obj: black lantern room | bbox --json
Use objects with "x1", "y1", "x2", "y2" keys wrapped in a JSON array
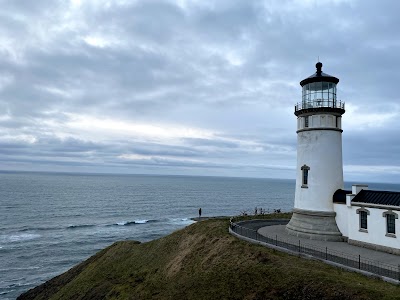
[{"x1": 295, "y1": 62, "x2": 345, "y2": 116}]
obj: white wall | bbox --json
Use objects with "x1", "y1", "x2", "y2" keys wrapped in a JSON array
[
  {"x1": 347, "y1": 206, "x2": 400, "y2": 250},
  {"x1": 294, "y1": 129, "x2": 344, "y2": 212},
  {"x1": 334, "y1": 203, "x2": 349, "y2": 237},
  {"x1": 297, "y1": 114, "x2": 342, "y2": 131}
]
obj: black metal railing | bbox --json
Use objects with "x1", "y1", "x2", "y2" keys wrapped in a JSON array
[
  {"x1": 295, "y1": 100, "x2": 345, "y2": 111},
  {"x1": 230, "y1": 219, "x2": 400, "y2": 281}
]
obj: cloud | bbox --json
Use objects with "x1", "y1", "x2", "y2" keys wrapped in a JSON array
[
  {"x1": 344, "y1": 103, "x2": 400, "y2": 130},
  {"x1": 0, "y1": 0, "x2": 400, "y2": 181}
]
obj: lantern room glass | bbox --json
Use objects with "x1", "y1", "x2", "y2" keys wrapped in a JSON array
[{"x1": 302, "y1": 82, "x2": 337, "y2": 109}]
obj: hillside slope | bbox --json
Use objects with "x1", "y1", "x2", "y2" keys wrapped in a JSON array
[{"x1": 18, "y1": 217, "x2": 400, "y2": 300}]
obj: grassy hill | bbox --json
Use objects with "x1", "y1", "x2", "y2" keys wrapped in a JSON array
[{"x1": 18, "y1": 215, "x2": 400, "y2": 300}]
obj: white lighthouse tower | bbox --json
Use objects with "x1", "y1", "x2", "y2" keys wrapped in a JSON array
[{"x1": 286, "y1": 62, "x2": 345, "y2": 241}]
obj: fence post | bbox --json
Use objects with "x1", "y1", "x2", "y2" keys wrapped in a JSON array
[
  {"x1": 298, "y1": 240, "x2": 301, "y2": 253},
  {"x1": 325, "y1": 247, "x2": 328, "y2": 260},
  {"x1": 358, "y1": 255, "x2": 361, "y2": 270},
  {"x1": 275, "y1": 235, "x2": 278, "y2": 246}
]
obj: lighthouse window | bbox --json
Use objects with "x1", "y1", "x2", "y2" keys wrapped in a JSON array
[
  {"x1": 356, "y1": 208, "x2": 370, "y2": 232},
  {"x1": 304, "y1": 116, "x2": 309, "y2": 128},
  {"x1": 322, "y1": 82, "x2": 329, "y2": 100},
  {"x1": 383, "y1": 211, "x2": 398, "y2": 237},
  {"x1": 328, "y1": 83, "x2": 336, "y2": 100},
  {"x1": 302, "y1": 82, "x2": 337, "y2": 108},
  {"x1": 303, "y1": 169, "x2": 308, "y2": 185},
  {"x1": 301, "y1": 165, "x2": 310, "y2": 188}
]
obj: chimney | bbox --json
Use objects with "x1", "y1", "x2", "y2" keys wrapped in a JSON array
[{"x1": 352, "y1": 184, "x2": 368, "y2": 195}]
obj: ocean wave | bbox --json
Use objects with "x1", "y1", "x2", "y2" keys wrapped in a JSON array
[
  {"x1": 7, "y1": 280, "x2": 39, "y2": 288},
  {"x1": 4, "y1": 277, "x2": 25, "y2": 283},
  {"x1": 115, "y1": 218, "x2": 195, "y2": 226},
  {"x1": 133, "y1": 220, "x2": 149, "y2": 224},
  {"x1": 0, "y1": 233, "x2": 41, "y2": 243},
  {"x1": 168, "y1": 218, "x2": 196, "y2": 225},
  {"x1": 67, "y1": 224, "x2": 96, "y2": 229},
  {"x1": 0, "y1": 266, "x2": 41, "y2": 272},
  {"x1": 114, "y1": 219, "x2": 158, "y2": 226},
  {"x1": 19, "y1": 226, "x2": 58, "y2": 232},
  {"x1": 0, "y1": 290, "x2": 14, "y2": 295}
]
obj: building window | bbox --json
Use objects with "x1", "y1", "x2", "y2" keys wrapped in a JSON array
[
  {"x1": 304, "y1": 116, "x2": 309, "y2": 128},
  {"x1": 360, "y1": 211, "x2": 368, "y2": 230},
  {"x1": 356, "y1": 208, "x2": 370, "y2": 232},
  {"x1": 301, "y1": 165, "x2": 310, "y2": 188},
  {"x1": 382, "y1": 211, "x2": 398, "y2": 237},
  {"x1": 387, "y1": 215, "x2": 395, "y2": 234}
]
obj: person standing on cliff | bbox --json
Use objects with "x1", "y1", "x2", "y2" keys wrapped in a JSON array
[{"x1": 199, "y1": 208, "x2": 202, "y2": 219}]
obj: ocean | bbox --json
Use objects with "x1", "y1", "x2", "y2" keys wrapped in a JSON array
[{"x1": 1, "y1": 172, "x2": 399, "y2": 299}]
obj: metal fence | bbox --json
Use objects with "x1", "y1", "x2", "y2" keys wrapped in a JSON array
[
  {"x1": 230, "y1": 220, "x2": 400, "y2": 281},
  {"x1": 295, "y1": 100, "x2": 345, "y2": 111}
]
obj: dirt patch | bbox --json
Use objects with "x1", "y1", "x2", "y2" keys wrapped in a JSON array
[
  {"x1": 200, "y1": 236, "x2": 234, "y2": 268},
  {"x1": 165, "y1": 233, "x2": 206, "y2": 278}
]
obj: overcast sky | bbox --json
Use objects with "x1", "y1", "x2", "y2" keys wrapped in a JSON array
[{"x1": 1, "y1": 0, "x2": 400, "y2": 182}]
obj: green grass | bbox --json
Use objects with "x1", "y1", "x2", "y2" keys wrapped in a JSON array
[{"x1": 19, "y1": 215, "x2": 400, "y2": 300}]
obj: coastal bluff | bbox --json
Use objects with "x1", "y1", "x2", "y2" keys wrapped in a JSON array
[{"x1": 18, "y1": 217, "x2": 400, "y2": 300}]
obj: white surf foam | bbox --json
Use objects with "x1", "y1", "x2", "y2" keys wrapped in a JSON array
[
  {"x1": 134, "y1": 220, "x2": 148, "y2": 224},
  {"x1": 0, "y1": 233, "x2": 41, "y2": 243},
  {"x1": 168, "y1": 218, "x2": 196, "y2": 225}
]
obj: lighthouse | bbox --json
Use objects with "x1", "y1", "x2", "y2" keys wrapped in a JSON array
[{"x1": 286, "y1": 62, "x2": 345, "y2": 241}]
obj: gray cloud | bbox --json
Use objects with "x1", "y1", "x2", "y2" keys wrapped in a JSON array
[{"x1": 0, "y1": 0, "x2": 400, "y2": 182}]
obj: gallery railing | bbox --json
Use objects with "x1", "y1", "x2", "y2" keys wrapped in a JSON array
[
  {"x1": 295, "y1": 100, "x2": 345, "y2": 111},
  {"x1": 229, "y1": 219, "x2": 400, "y2": 281}
]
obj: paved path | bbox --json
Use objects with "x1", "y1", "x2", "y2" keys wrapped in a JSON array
[
  {"x1": 236, "y1": 219, "x2": 289, "y2": 230},
  {"x1": 254, "y1": 222, "x2": 400, "y2": 265}
]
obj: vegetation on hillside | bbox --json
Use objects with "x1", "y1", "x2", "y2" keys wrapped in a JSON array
[{"x1": 19, "y1": 215, "x2": 400, "y2": 300}]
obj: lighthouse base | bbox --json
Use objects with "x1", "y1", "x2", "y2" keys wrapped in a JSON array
[{"x1": 286, "y1": 208, "x2": 344, "y2": 242}]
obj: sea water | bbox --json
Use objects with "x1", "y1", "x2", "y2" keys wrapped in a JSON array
[{"x1": 1, "y1": 172, "x2": 399, "y2": 299}]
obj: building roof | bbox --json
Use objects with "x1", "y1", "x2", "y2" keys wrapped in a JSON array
[
  {"x1": 300, "y1": 62, "x2": 339, "y2": 86},
  {"x1": 352, "y1": 190, "x2": 400, "y2": 207},
  {"x1": 333, "y1": 189, "x2": 351, "y2": 204}
]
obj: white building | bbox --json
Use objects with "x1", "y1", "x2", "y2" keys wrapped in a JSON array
[
  {"x1": 286, "y1": 62, "x2": 400, "y2": 254},
  {"x1": 334, "y1": 185, "x2": 400, "y2": 255}
]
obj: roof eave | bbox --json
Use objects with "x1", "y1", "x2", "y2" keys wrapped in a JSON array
[
  {"x1": 300, "y1": 76, "x2": 339, "y2": 87},
  {"x1": 351, "y1": 202, "x2": 400, "y2": 210}
]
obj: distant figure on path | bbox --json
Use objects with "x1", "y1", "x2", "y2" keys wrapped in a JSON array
[{"x1": 199, "y1": 208, "x2": 202, "y2": 218}]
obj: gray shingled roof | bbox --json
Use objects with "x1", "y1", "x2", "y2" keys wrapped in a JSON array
[{"x1": 352, "y1": 190, "x2": 400, "y2": 207}]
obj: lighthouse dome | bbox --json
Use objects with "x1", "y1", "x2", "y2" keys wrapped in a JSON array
[{"x1": 300, "y1": 62, "x2": 339, "y2": 86}]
